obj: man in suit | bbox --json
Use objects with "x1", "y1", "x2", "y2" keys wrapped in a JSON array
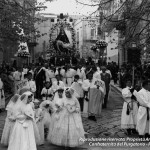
[{"x1": 100, "y1": 66, "x2": 111, "y2": 108}]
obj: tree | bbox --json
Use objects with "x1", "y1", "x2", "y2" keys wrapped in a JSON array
[
  {"x1": 0, "y1": 0, "x2": 55, "y2": 42},
  {"x1": 75, "y1": 0, "x2": 150, "y2": 47}
]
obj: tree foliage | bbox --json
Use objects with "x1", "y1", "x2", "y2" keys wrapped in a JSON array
[
  {"x1": 0, "y1": 0, "x2": 55, "y2": 42},
  {"x1": 76, "y1": 0, "x2": 150, "y2": 48}
]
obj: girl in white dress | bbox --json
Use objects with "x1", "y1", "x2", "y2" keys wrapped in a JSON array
[
  {"x1": 48, "y1": 87, "x2": 85, "y2": 147},
  {"x1": 47, "y1": 88, "x2": 65, "y2": 143},
  {"x1": 41, "y1": 81, "x2": 54, "y2": 101},
  {"x1": 8, "y1": 92, "x2": 37, "y2": 150},
  {"x1": 1, "y1": 94, "x2": 20, "y2": 146},
  {"x1": 34, "y1": 99, "x2": 44, "y2": 145}
]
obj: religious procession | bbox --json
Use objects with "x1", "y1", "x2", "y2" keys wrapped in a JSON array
[
  {"x1": 1, "y1": 0, "x2": 150, "y2": 150},
  {"x1": 1, "y1": 58, "x2": 150, "y2": 150}
]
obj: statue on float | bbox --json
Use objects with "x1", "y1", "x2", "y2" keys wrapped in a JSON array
[{"x1": 53, "y1": 27, "x2": 72, "y2": 55}]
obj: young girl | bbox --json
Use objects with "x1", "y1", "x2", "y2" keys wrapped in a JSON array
[
  {"x1": 41, "y1": 81, "x2": 53, "y2": 101},
  {"x1": 48, "y1": 87, "x2": 85, "y2": 147},
  {"x1": 47, "y1": 88, "x2": 65, "y2": 143},
  {"x1": 8, "y1": 92, "x2": 37, "y2": 150},
  {"x1": 1, "y1": 94, "x2": 20, "y2": 146},
  {"x1": 40, "y1": 100, "x2": 53, "y2": 139},
  {"x1": 34, "y1": 99, "x2": 44, "y2": 145}
]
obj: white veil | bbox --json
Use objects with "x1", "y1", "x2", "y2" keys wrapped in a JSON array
[
  {"x1": 13, "y1": 91, "x2": 33, "y2": 117},
  {"x1": 6, "y1": 94, "x2": 20, "y2": 111}
]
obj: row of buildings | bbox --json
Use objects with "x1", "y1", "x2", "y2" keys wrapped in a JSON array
[{"x1": 1, "y1": 0, "x2": 149, "y2": 67}]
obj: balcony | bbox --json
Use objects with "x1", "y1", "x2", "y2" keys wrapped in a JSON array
[{"x1": 85, "y1": 36, "x2": 98, "y2": 43}]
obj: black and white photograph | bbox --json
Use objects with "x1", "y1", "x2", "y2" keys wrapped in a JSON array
[{"x1": 0, "y1": 0, "x2": 150, "y2": 150}]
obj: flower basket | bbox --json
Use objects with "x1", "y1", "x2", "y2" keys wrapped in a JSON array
[
  {"x1": 91, "y1": 45, "x2": 97, "y2": 52},
  {"x1": 17, "y1": 51, "x2": 30, "y2": 58},
  {"x1": 96, "y1": 40, "x2": 107, "y2": 48}
]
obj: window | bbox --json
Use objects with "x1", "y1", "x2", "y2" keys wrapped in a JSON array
[{"x1": 91, "y1": 29, "x2": 95, "y2": 37}]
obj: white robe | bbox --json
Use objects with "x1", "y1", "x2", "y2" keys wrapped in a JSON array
[
  {"x1": 136, "y1": 88, "x2": 150, "y2": 135},
  {"x1": 76, "y1": 69, "x2": 86, "y2": 82},
  {"x1": 64, "y1": 69, "x2": 74, "y2": 87},
  {"x1": 52, "y1": 81, "x2": 65, "y2": 92},
  {"x1": 47, "y1": 69, "x2": 56, "y2": 83},
  {"x1": 71, "y1": 81, "x2": 84, "y2": 98},
  {"x1": 93, "y1": 71, "x2": 101, "y2": 80},
  {"x1": 121, "y1": 87, "x2": 138, "y2": 129},
  {"x1": 41, "y1": 87, "x2": 53, "y2": 101},
  {"x1": 25, "y1": 80, "x2": 36, "y2": 93}
]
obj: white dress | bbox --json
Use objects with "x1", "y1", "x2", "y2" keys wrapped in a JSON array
[
  {"x1": 48, "y1": 95, "x2": 85, "y2": 147},
  {"x1": 47, "y1": 94, "x2": 65, "y2": 143},
  {"x1": 40, "y1": 100, "x2": 53, "y2": 129},
  {"x1": 1, "y1": 94, "x2": 20, "y2": 146},
  {"x1": 1, "y1": 109, "x2": 15, "y2": 146},
  {"x1": 8, "y1": 103, "x2": 37, "y2": 150},
  {"x1": 35, "y1": 108, "x2": 44, "y2": 144}
]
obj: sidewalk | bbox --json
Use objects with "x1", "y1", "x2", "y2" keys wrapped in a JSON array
[{"x1": 110, "y1": 81, "x2": 122, "y2": 93}]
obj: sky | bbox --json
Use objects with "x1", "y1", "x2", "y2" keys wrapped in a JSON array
[{"x1": 38, "y1": 0, "x2": 98, "y2": 16}]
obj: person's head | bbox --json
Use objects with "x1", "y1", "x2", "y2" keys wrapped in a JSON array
[
  {"x1": 20, "y1": 92, "x2": 33, "y2": 104},
  {"x1": 65, "y1": 88, "x2": 74, "y2": 99},
  {"x1": 126, "y1": 79, "x2": 132, "y2": 88},
  {"x1": 74, "y1": 75, "x2": 79, "y2": 82},
  {"x1": 92, "y1": 66, "x2": 97, "y2": 72},
  {"x1": 121, "y1": 68, "x2": 124, "y2": 72},
  {"x1": 27, "y1": 72, "x2": 32, "y2": 80},
  {"x1": 56, "y1": 74, "x2": 62, "y2": 81},
  {"x1": 45, "y1": 81, "x2": 51, "y2": 89},
  {"x1": 24, "y1": 74, "x2": 28, "y2": 79},
  {"x1": 88, "y1": 73, "x2": 93, "y2": 81},
  {"x1": 57, "y1": 88, "x2": 64, "y2": 98},
  {"x1": 101, "y1": 66, "x2": 106, "y2": 73},
  {"x1": 142, "y1": 80, "x2": 150, "y2": 90},
  {"x1": 34, "y1": 99, "x2": 40, "y2": 109}
]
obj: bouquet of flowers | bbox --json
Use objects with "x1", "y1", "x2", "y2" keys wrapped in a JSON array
[
  {"x1": 66, "y1": 104, "x2": 76, "y2": 113},
  {"x1": 94, "y1": 80, "x2": 103, "y2": 88},
  {"x1": 96, "y1": 40, "x2": 107, "y2": 48}
]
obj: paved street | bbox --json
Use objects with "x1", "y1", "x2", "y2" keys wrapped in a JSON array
[{"x1": 0, "y1": 85, "x2": 150, "y2": 150}]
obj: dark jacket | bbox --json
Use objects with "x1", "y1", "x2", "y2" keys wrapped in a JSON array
[{"x1": 100, "y1": 73, "x2": 111, "y2": 91}]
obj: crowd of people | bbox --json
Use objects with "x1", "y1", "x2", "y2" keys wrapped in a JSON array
[{"x1": 0, "y1": 58, "x2": 150, "y2": 149}]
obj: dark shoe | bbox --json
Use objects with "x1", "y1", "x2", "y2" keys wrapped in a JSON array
[
  {"x1": 102, "y1": 105, "x2": 106, "y2": 109},
  {"x1": 139, "y1": 135, "x2": 144, "y2": 138},
  {"x1": 88, "y1": 116, "x2": 93, "y2": 120},
  {"x1": 92, "y1": 116, "x2": 97, "y2": 122},
  {"x1": 127, "y1": 129, "x2": 131, "y2": 135},
  {"x1": 132, "y1": 129, "x2": 138, "y2": 134},
  {"x1": 145, "y1": 133, "x2": 150, "y2": 139}
]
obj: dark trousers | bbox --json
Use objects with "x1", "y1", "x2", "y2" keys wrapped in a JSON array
[
  {"x1": 78, "y1": 97, "x2": 84, "y2": 112},
  {"x1": 103, "y1": 89, "x2": 109, "y2": 108}
]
